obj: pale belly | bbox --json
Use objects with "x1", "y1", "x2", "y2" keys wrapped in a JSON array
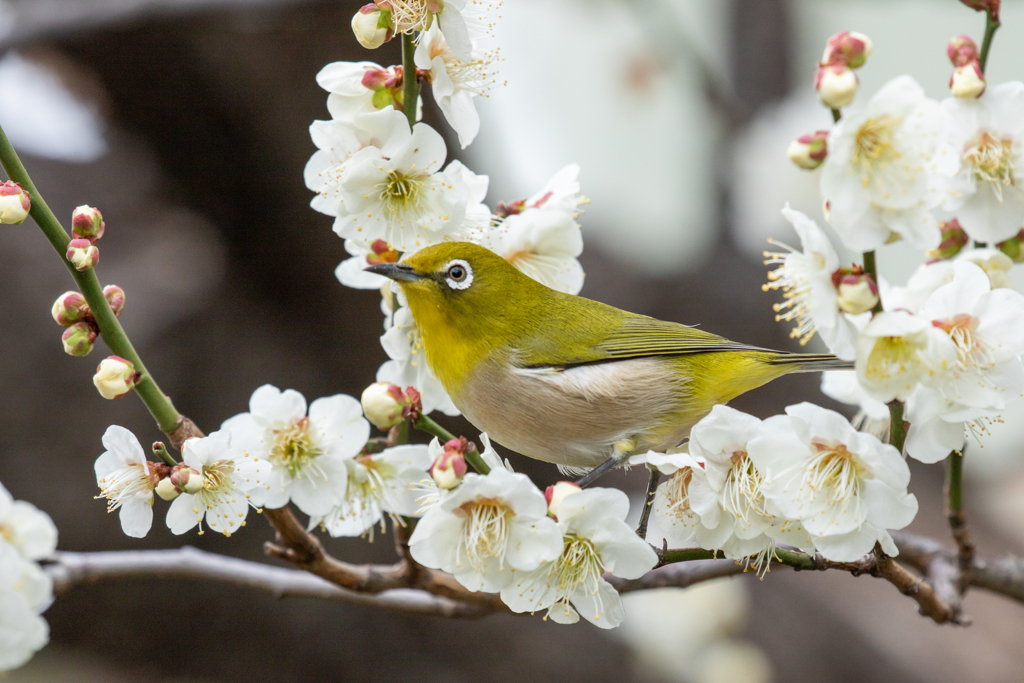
[{"x1": 453, "y1": 357, "x2": 697, "y2": 472}]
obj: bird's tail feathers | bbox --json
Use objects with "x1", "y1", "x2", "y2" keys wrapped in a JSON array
[{"x1": 769, "y1": 353, "x2": 854, "y2": 372}]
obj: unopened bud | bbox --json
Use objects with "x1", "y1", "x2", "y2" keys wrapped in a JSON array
[
  {"x1": 71, "y1": 205, "x2": 105, "y2": 242},
  {"x1": 832, "y1": 269, "x2": 879, "y2": 315},
  {"x1": 947, "y1": 35, "x2": 979, "y2": 66},
  {"x1": 93, "y1": 355, "x2": 138, "y2": 399},
  {"x1": 927, "y1": 219, "x2": 970, "y2": 261},
  {"x1": 816, "y1": 65, "x2": 858, "y2": 109},
  {"x1": 155, "y1": 477, "x2": 180, "y2": 501},
  {"x1": 66, "y1": 239, "x2": 99, "y2": 271},
  {"x1": 996, "y1": 228, "x2": 1024, "y2": 263},
  {"x1": 361, "y1": 382, "x2": 409, "y2": 429},
  {"x1": 170, "y1": 464, "x2": 204, "y2": 495},
  {"x1": 960, "y1": 0, "x2": 1000, "y2": 24},
  {"x1": 0, "y1": 181, "x2": 30, "y2": 224},
  {"x1": 103, "y1": 284, "x2": 126, "y2": 317},
  {"x1": 545, "y1": 481, "x2": 582, "y2": 520},
  {"x1": 352, "y1": 4, "x2": 393, "y2": 49},
  {"x1": 951, "y1": 63, "x2": 986, "y2": 99},
  {"x1": 787, "y1": 130, "x2": 829, "y2": 170},
  {"x1": 823, "y1": 31, "x2": 873, "y2": 69},
  {"x1": 61, "y1": 322, "x2": 97, "y2": 357},
  {"x1": 495, "y1": 199, "x2": 526, "y2": 218},
  {"x1": 366, "y1": 239, "x2": 399, "y2": 265},
  {"x1": 430, "y1": 438, "x2": 469, "y2": 490},
  {"x1": 51, "y1": 290, "x2": 90, "y2": 326},
  {"x1": 402, "y1": 386, "x2": 423, "y2": 422}
]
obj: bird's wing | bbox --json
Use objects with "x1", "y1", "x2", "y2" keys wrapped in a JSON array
[{"x1": 516, "y1": 305, "x2": 766, "y2": 369}]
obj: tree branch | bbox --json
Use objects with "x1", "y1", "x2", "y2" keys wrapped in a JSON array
[{"x1": 44, "y1": 548, "x2": 487, "y2": 618}]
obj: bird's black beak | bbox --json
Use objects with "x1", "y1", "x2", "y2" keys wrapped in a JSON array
[{"x1": 365, "y1": 262, "x2": 427, "y2": 282}]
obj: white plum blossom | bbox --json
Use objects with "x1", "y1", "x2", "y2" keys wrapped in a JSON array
[
  {"x1": 0, "y1": 544, "x2": 51, "y2": 673},
  {"x1": 763, "y1": 205, "x2": 859, "y2": 360},
  {"x1": 820, "y1": 370, "x2": 890, "y2": 422},
  {"x1": 166, "y1": 431, "x2": 271, "y2": 536},
  {"x1": 415, "y1": 23, "x2": 500, "y2": 148},
  {"x1": 643, "y1": 450, "x2": 707, "y2": 545},
  {"x1": 0, "y1": 482, "x2": 56, "y2": 561},
  {"x1": 938, "y1": 82, "x2": 1024, "y2": 243},
  {"x1": 221, "y1": 386, "x2": 370, "y2": 517},
  {"x1": 855, "y1": 309, "x2": 954, "y2": 402},
  {"x1": 94, "y1": 425, "x2": 159, "y2": 538},
  {"x1": 310, "y1": 444, "x2": 433, "y2": 538},
  {"x1": 335, "y1": 121, "x2": 471, "y2": 252},
  {"x1": 821, "y1": 76, "x2": 948, "y2": 251},
  {"x1": 500, "y1": 487, "x2": 657, "y2": 628},
  {"x1": 748, "y1": 403, "x2": 918, "y2": 562},
  {"x1": 379, "y1": 306, "x2": 460, "y2": 415},
  {"x1": 904, "y1": 261, "x2": 1024, "y2": 462},
  {"x1": 409, "y1": 467, "x2": 563, "y2": 592}
]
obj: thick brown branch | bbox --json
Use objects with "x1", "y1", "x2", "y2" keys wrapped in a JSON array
[{"x1": 44, "y1": 548, "x2": 484, "y2": 618}]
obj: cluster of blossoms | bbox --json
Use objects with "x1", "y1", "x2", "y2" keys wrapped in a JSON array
[
  {"x1": 0, "y1": 481, "x2": 56, "y2": 672},
  {"x1": 641, "y1": 403, "x2": 917, "y2": 565},
  {"x1": 304, "y1": 3, "x2": 585, "y2": 417},
  {"x1": 773, "y1": 27, "x2": 1024, "y2": 464}
]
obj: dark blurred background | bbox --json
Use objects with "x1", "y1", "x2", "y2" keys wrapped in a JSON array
[{"x1": 2, "y1": 0, "x2": 1024, "y2": 681}]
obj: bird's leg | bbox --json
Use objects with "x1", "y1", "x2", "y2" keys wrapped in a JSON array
[
  {"x1": 575, "y1": 438, "x2": 636, "y2": 488},
  {"x1": 635, "y1": 466, "x2": 661, "y2": 539}
]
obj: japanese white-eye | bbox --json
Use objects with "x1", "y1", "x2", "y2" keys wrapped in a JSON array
[{"x1": 368, "y1": 242, "x2": 853, "y2": 477}]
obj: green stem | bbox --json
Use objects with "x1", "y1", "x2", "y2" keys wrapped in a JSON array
[
  {"x1": 401, "y1": 32, "x2": 419, "y2": 130},
  {"x1": 887, "y1": 400, "x2": 906, "y2": 454},
  {"x1": 395, "y1": 419, "x2": 410, "y2": 446},
  {"x1": 414, "y1": 414, "x2": 491, "y2": 475},
  {"x1": 658, "y1": 546, "x2": 816, "y2": 571},
  {"x1": 979, "y1": 13, "x2": 999, "y2": 74},
  {"x1": 947, "y1": 449, "x2": 964, "y2": 516},
  {"x1": 830, "y1": 108, "x2": 841, "y2": 124},
  {"x1": 862, "y1": 250, "x2": 883, "y2": 314},
  {"x1": 0, "y1": 123, "x2": 181, "y2": 435}
]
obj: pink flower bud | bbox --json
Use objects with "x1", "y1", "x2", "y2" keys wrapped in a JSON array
[
  {"x1": 71, "y1": 205, "x2": 105, "y2": 242},
  {"x1": 93, "y1": 355, "x2": 138, "y2": 399},
  {"x1": 495, "y1": 199, "x2": 526, "y2": 217},
  {"x1": 947, "y1": 35, "x2": 980, "y2": 66},
  {"x1": 430, "y1": 438, "x2": 469, "y2": 490},
  {"x1": 0, "y1": 180, "x2": 31, "y2": 224},
  {"x1": 926, "y1": 219, "x2": 970, "y2": 261},
  {"x1": 66, "y1": 238, "x2": 99, "y2": 271},
  {"x1": 950, "y1": 62, "x2": 986, "y2": 99},
  {"x1": 361, "y1": 67, "x2": 392, "y2": 91},
  {"x1": 103, "y1": 284, "x2": 126, "y2": 317},
  {"x1": 352, "y1": 4, "x2": 393, "y2": 50},
  {"x1": 960, "y1": 0, "x2": 1000, "y2": 24},
  {"x1": 997, "y1": 228, "x2": 1024, "y2": 263},
  {"x1": 822, "y1": 31, "x2": 873, "y2": 69},
  {"x1": 361, "y1": 381, "x2": 410, "y2": 429},
  {"x1": 170, "y1": 464, "x2": 204, "y2": 495},
  {"x1": 402, "y1": 386, "x2": 423, "y2": 422},
  {"x1": 544, "y1": 481, "x2": 582, "y2": 520},
  {"x1": 831, "y1": 268, "x2": 879, "y2": 315},
  {"x1": 51, "y1": 290, "x2": 90, "y2": 326},
  {"x1": 816, "y1": 64, "x2": 858, "y2": 109},
  {"x1": 366, "y1": 239, "x2": 400, "y2": 265},
  {"x1": 787, "y1": 130, "x2": 829, "y2": 170},
  {"x1": 61, "y1": 322, "x2": 98, "y2": 357}
]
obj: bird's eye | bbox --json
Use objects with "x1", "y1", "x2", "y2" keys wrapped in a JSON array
[{"x1": 444, "y1": 259, "x2": 473, "y2": 290}]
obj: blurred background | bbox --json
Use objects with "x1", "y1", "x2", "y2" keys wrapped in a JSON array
[{"x1": 1, "y1": 0, "x2": 1024, "y2": 681}]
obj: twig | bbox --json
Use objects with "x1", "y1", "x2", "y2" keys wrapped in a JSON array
[
  {"x1": 44, "y1": 548, "x2": 485, "y2": 618},
  {"x1": 945, "y1": 449, "x2": 974, "y2": 596},
  {"x1": 635, "y1": 467, "x2": 660, "y2": 539}
]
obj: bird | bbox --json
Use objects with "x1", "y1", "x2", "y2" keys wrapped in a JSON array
[{"x1": 367, "y1": 242, "x2": 853, "y2": 485}]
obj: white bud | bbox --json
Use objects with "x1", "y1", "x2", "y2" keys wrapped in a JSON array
[
  {"x1": 93, "y1": 356, "x2": 137, "y2": 399},
  {"x1": 951, "y1": 64, "x2": 986, "y2": 99},
  {"x1": 351, "y1": 6, "x2": 390, "y2": 49},
  {"x1": 0, "y1": 181, "x2": 30, "y2": 224},
  {"x1": 817, "y1": 65, "x2": 858, "y2": 109},
  {"x1": 361, "y1": 382, "x2": 407, "y2": 430},
  {"x1": 544, "y1": 481, "x2": 582, "y2": 520},
  {"x1": 836, "y1": 278, "x2": 879, "y2": 315},
  {"x1": 155, "y1": 477, "x2": 180, "y2": 501}
]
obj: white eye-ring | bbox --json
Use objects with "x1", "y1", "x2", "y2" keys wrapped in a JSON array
[{"x1": 444, "y1": 259, "x2": 473, "y2": 290}]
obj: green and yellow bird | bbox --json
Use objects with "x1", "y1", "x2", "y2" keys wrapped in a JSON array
[{"x1": 368, "y1": 242, "x2": 852, "y2": 482}]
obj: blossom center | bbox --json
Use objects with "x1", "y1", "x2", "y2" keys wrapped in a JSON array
[
  {"x1": 805, "y1": 439, "x2": 866, "y2": 505},
  {"x1": 458, "y1": 498, "x2": 512, "y2": 571},
  {"x1": 202, "y1": 460, "x2": 236, "y2": 494},
  {"x1": 379, "y1": 170, "x2": 426, "y2": 216},
  {"x1": 865, "y1": 335, "x2": 921, "y2": 382},
  {"x1": 964, "y1": 131, "x2": 1015, "y2": 197},
  {"x1": 763, "y1": 244, "x2": 826, "y2": 346},
  {"x1": 722, "y1": 451, "x2": 768, "y2": 524},
  {"x1": 933, "y1": 314, "x2": 994, "y2": 379},
  {"x1": 96, "y1": 462, "x2": 154, "y2": 512},
  {"x1": 269, "y1": 417, "x2": 322, "y2": 478},
  {"x1": 852, "y1": 115, "x2": 902, "y2": 185},
  {"x1": 547, "y1": 535, "x2": 605, "y2": 616},
  {"x1": 385, "y1": 0, "x2": 435, "y2": 33},
  {"x1": 0, "y1": 521, "x2": 13, "y2": 542}
]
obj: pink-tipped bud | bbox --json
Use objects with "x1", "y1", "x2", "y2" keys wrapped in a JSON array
[
  {"x1": 402, "y1": 386, "x2": 423, "y2": 422},
  {"x1": 545, "y1": 481, "x2": 582, "y2": 520},
  {"x1": 831, "y1": 267, "x2": 879, "y2": 315},
  {"x1": 787, "y1": 130, "x2": 829, "y2": 170},
  {"x1": 822, "y1": 31, "x2": 873, "y2": 69},
  {"x1": 71, "y1": 205, "x2": 105, "y2": 242},
  {"x1": 361, "y1": 381, "x2": 410, "y2": 429},
  {"x1": 51, "y1": 290, "x2": 90, "y2": 326},
  {"x1": 352, "y1": 4, "x2": 393, "y2": 50},
  {"x1": 170, "y1": 464, "x2": 204, "y2": 495},
  {"x1": 495, "y1": 199, "x2": 526, "y2": 218},
  {"x1": 0, "y1": 181, "x2": 31, "y2": 224},
  {"x1": 947, "y1": 35, "x2": 980, "y2": 66},
  {"x1": 816, "y1": 64, "x2": 858, "y2": 109},
  {"x1": 93, "y1": 355, "x2": 138, "y2": 399},
  {"x1": 997, "y1": 228, "x2": 1024, "y2": 263},
  {"x1": 927, "y1": 219, "x2": 970, "y2": 261},
  {"x1": 950, "y1": 62, "x2": 986, "y2": 99},
  {"x1": 960, "y1": 0, "x2": 1000, "y2": 24},
  {"x1": 61, "y1": 322, "x2": 98, "y2": 357},
  {"x1": 103, "y1": 284, "x2": 126, "y2": 317},
  {"x1": 361, "y1": 66, "x2": 392, "y2": 91},
  {"x1": 366, "y1": 239, "x2": 399, "y2": 265},
  {"x1": 155, "y1": 477, "x2": 180, "y2": 501},
  {"x1": 66, "y1": 239, "x2": 99, "y2": 272},
  {"x1": 430, "y1": 437, "x2": 470, "y2": 490}
]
